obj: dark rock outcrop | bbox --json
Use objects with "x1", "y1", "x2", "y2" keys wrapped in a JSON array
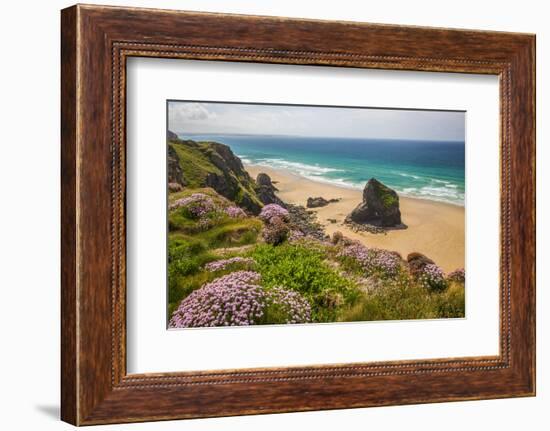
[
  {"x1": 167, "y1": 130, "x2": 179, "y2": 141},
  {"x1": 254, "y1": 173, "x2": 286, "y2": 207},
  {"x1": 286, "y1": 204, "x2": 326, "y2": 241},
  {"x1": 203, "y1": 145, "x2": 263, "y2": 214},
  {"x1": 205, "y1": 143, "x2": 248, "y2": 177},
  {"x1": 167, "y1": 145, "x2": 186, "y2": 187},
  {"x1": 407, "y1": 252, "x2": 435, "y2": 277},
  {"x1": 347, "y1": 178, "x2": 402, "y2": 227},
  {"x1": 168, "y1": 182, "x2": 183, "y2": 192},
  {"x1": 256, "y1": 173, "x2": 278, "y2": 190}
]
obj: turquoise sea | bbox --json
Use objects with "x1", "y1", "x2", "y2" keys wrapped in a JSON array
[{"x1": 179, "y1": 134, "x2": 465, "y2": 206}]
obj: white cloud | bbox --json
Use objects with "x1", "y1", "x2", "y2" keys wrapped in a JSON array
[
  {"x1": 168, "y1": 102, "x2": 217, "y2": 129},
  {"x1": 168, "y1": 101, "x2": 465, "y2": 142}
]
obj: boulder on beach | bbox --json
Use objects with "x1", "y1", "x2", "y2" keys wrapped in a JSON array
[
  {"x1": 307, "y1": 196, "x2": 329, "y2": 208},
  {"x1": 347, "y1": 178, "x2": 402, "y2": 227},
  {"x1": 306, "y1": 196, "x2": 341, "y2": 208}
]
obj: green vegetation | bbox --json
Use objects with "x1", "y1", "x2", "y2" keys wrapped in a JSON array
[
  {"x1": 169, "y1": 140, "x2": 222, "y2": 188},
  {"x1": 168, "y1": 139, "x2": 262, "y2": 212},
  {"x1": 167, "y1": 187, "x2": 465, "y2": 325},
  {"x1": 373, "y1": 180, "x2": 398, "y2": 208},
  {"x1": 248, "y1": 243, "x2": 358, "y2": 321},
  {"x1": 167, "y1": 188, "x2": 262, "y2": 316},
  {"x1": 165, "y1": 141, "x2": 464, "y2": 327},
  {"x1": 339, "y1": 274, "x2": 465, "y2": 322}
]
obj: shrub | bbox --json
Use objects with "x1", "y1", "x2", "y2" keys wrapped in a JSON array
[
  {"x1": 447, "y1": 268, "x2": 465, "y2": 283},
  {"x1": 259, "y1": 203, "x2": 289, "y2": 223},
  {"x1": 169, "y1": 271, "x2": 264, "y2": 327},
  {"x1": 249, "y1": 243, "x2": 356, "y2": 321},
  {"x1": 419, "y1": 263, "x2": 448, "y2": 291},
  {"x1": 262, "y1": 216, "x2": 289, "y2": 245},
  {"x1": 168, "y1": 238, "x2": 207, "y2": 261},
  {"x1": 200, "y1": 219, "x2": 262, "y2": 248},
  {"x1": 338, "y1": 243, "x2": 401, "y2": 278},
  {"x1": 167, "y1": 239, "x2": 213, "y2": 277},
  {"x1": 169, "y1": 193, "x2": 216, "y2": 218},
  {"x1": 434, "y1": 283, "x2": 465, "y2": 317},
  {"x1": 168, "y1": 271, "x2": 311, "y2": 328},
  {"x1": 407, "y1": 252, "x2": 435, "y2": 277},
  {"x1": 204, "y1": 257, "x2": 255, "y2": 272},
  {"x1": 262, "y1": 286, "x2": 312, "y2": 324}
]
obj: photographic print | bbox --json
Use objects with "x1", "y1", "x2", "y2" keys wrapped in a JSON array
[{"x1": 167, "y1": 101, "x2": 466, "y2": 329}]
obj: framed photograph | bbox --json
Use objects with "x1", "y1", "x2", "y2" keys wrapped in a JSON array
[{"x1": 61, "y1": 4, "x2": 535, "y2": 425}]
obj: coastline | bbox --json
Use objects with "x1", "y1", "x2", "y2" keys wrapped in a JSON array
[{"x1": 245, "y1": 163, "x2": 465, "y2": 273}]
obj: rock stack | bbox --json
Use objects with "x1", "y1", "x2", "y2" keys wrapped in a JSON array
[
  {"x1": 255, "y1": 173, "x2": 286, "y2": 207},
  {"x1": 347, "y1": 178, "x2": 403, "y2": 228}
]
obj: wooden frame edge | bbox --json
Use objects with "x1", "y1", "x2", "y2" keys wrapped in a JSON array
[
  {"x1": 60, "y1": 4, "x2": 535, "y2": 425},
  {"x1": 61, "y1": 4, "x2": 79, "y2": 425}
]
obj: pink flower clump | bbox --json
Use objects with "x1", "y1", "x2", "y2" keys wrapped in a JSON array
[
  {"x1": 419, "y1": 263, "x2": 447, "y2": 291},
  {"x1": 259, "y1": 204, "x2": 289, "y2": 223},
  {"x1": 169, "y1": 193, "x2": 216, "y2": 218},
  {"x1": 204, "y1": 257, "x2": 255, "y2": 272},
  {"x1": 338, "y1": 243, "x2": 401, "y2": 277},
  {"x1": 447, "y1": 268, "x2": 465, "y2": 283},
  {"x1": 169, "y1": 271, "x2": 311, "y2": 328},
  {"x1": 288, "y1": 230, "x2": 305, "y2": 242},
  {"x1": 225, "y1": 206, "x2": 247, "y2": 218},
  {"x1": 266, "y1": 286, "x2": 312, "y2": 324}
]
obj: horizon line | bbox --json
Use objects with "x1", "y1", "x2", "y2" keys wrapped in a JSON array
[{"x1": 172, "y1": 131, "x2": 465, "y2": 143}]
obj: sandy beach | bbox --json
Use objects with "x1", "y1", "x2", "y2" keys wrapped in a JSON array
[{"x1": 245, "y1": 164, "x2": 465, "y2": 273}]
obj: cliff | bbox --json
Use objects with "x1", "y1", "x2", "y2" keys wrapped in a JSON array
[{"x1": 167, "y1": 134, "x2": 263, "y2": 214}]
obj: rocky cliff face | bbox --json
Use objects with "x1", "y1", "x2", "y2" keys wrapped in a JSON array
[
  {"x1": 347, "y1": 178, "x2": 402, "y2": 227},
  {"x1": 167, "y1": 145, "x2": 185, "y2": 186},
  {"x1": 167, "y1": 134, "x2": 263, "y2": 214}
]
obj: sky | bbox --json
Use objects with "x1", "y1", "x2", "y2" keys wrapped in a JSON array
[{"x1": 168, "y1": 101, "x2": 465, "y2": 142}]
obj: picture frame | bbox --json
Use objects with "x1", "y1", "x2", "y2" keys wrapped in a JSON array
[{"x1": 60, "y1": 4, "x2": 535, "y2": 425}]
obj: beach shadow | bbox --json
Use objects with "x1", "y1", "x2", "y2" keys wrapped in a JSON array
[{"x1": 35, "y1": 404, "x2": 59, "y2": 420}]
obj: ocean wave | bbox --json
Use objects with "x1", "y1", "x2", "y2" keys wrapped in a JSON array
[
  {"x1": 397, "y1": 172, "x2": 421, "y2": 180},
  {"x1": 396, "y1": 185, "x2": 464, "y2": 206},
  {"x1": 241, "y1": 156, "x2": 464, "y2": 206},
  {"x1": 298, "y1": 175, "x2": 364, "y2": 190},
  {"x1": 250, "y1": 157, "x2": 344, "y2": 176}
]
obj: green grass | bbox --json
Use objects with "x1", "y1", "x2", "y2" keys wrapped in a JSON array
[
  {"x1": 248, "y1": 243, "x2": 359, "y2": 322},
  {"x1": 169, "y1": 141, "x2": 222, "y2": 188},
  {"x1": 339, "y1": 274, "x2": 465, "y2": 322}
]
